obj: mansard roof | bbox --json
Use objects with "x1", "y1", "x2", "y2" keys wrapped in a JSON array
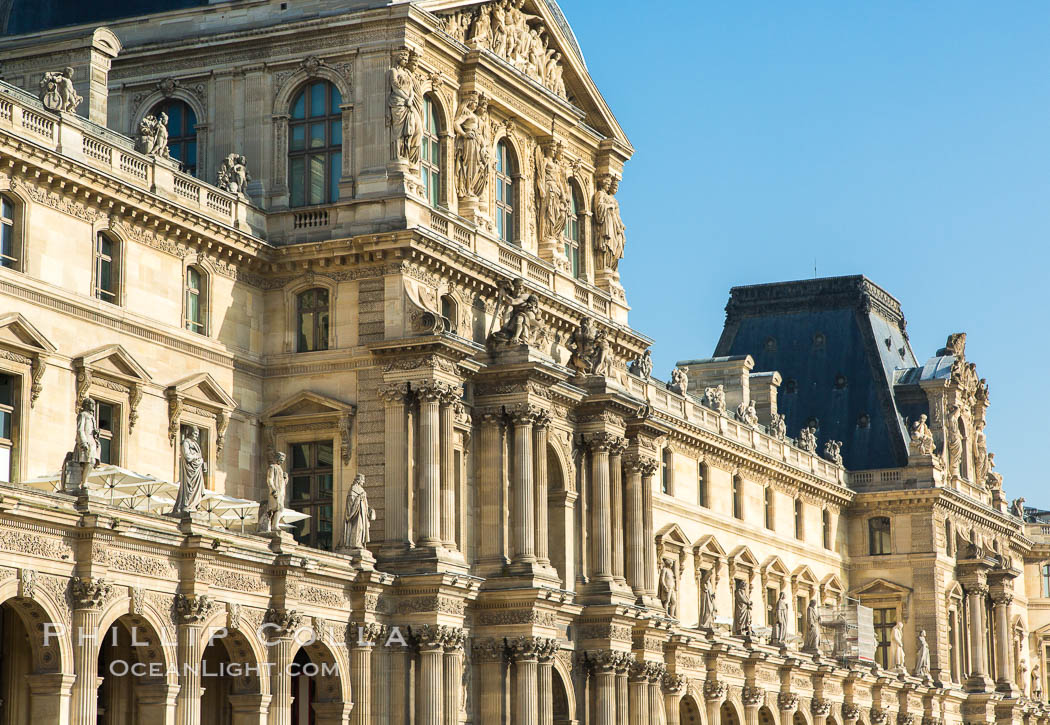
[
  {"x1": 3, "y1": 0, "x2": 208, "y2": 35},
  {"x1": 714, "y1": 275, "x2": 918, "y2": 472}
]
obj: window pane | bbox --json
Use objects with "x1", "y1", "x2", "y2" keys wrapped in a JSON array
[
  {"x1": 329, "y1": 152, "x2": 341, "y2": 203},
  {"x1": 99, "y1": 258, "x2": 113, "y2": 293},
  {"x1": 96, "y1": 403, "x2": 114, "y2": 433},
  {"x1": 309, "y1": 122, "x2": 326, "y2": 149},
  {"x1": 0, "y1": 410, "x2": 9, "y2": 441},
  {"x1": 291, "y1": 444, "x2": 310, "y2": 470},
  {"x1": 1, "y1": 224, "x2": 13, "y2": 264},
  {"x1": 330, "y1": 119, "x2": 341, "y2": 146},
  {"x1": 166, "y1": 103, "x2": 182, "y2": 133},
  {"x1": 310, "y1": 82, "x2": 326, "y2": 116},
  {"x1": 0, "y1": 445, "x2": 9, "y2": 483},
  {"x1": 0, "y1": 374, "x2": 11, "y2": 407},
  {"x1": 317, "y1": 442, "x2": 333, "y2": 467},
  {"x1": 330, "y1": 85, "x2": 342, "y2": 108},
  {"x1": 291, "y1": 124, "x2": 306, "y2": 151},
  {"x1": 298, "y1": 310, "x2": 315, "y2": 352},
  {"x1": 289, "y1": 156, "x2": 306, "y2": 207},
  {"x1": 99, "y1": 437, "x2": 112, "y2": 465},
  {"x1": 308, "y1": 155, "x2": 325, "y2": 205},
  {"x1": 100, "y1": 235, "x2": 113, "y2": 257},
  {"x1": 291, "y1": 475, "x2": 312, "y2": 501},
  {"x1": 319, "y1": 473, "x2": 333, "y2": 494},
  {"x1": 315, "y1": 289, "x2": 329, "y2": 306},
  {"x1": 186, "y1": 291, "x2": 200, "y2": 328},
  {"x1": 185, "y1": 141, "x2": 197, "y2": 170},
  {"x1": 1, "y1": 197, "x2": 11, "y2": 219},
  {"x1": 292, "y1": 92, "x2": 306, "y2": 120},
  {"x1": 187, "y1": 267, "x2": 200, "y2": 291}
]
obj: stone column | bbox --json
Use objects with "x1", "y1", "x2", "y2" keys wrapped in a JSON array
[
  {"x1": 965, "y1": 581, "x2": 993, "y2": 691},
  {"x1": 508, "y1": 636, "x2": 540, "y2": 725},
  {"x1": 387, "y1": 638, "x2": 410, "y2": 725},
  {"x1": 416, "y1": 383, "x2": 444, "y2": 548},
  {"x1": 380, "y1": 383, "x2": 410, "y2": 548},
  {"x1": 477, "y1": 410, "x2": 505, "y2": 567},
  {"x1": 443, "y1": 630, "x2": 466, "y2": 725},
  {"x1": 439, "y1": 386, "x2": 460, "y2": 551},
  {"x1": 811, "y1": 699, "x2": 831, "y2": 725},
  {"x1": 778, "y1": 693, "x2": 799, "y2": 725},
  {"x1": 537, "y1": 640, "x2": 556, "y2": 725},
  {"x1": 647, "y1": 665, "x2": 665, "y2": 725},
  {"x1": 662, "y1": 674, "x2": 685, "y2": 725},
  {"x1": 267, "y1": 623, "x2": 298, "y2": 725},
  {"x1": 629, "y1": 662, "x2": 651, "y2": 725},
  {"x1": 370, "y1": 628, "x2": 390, "y2": 725},
  {"x1": 588, "y1": 651, "x2": 618, "y2": 725},
  {"x1": 624, "y1": 455, "x2": 646, "y2": 599},
  {"x1": 841, "y1": 704, "x2": 861, "y2": 725},
  {"x1": 992, "y1": 590, "x2": 1015, "y2": 693},
  {"x1": 173, "y1": 594, "x2": 212, "y2": 725},
  {"x1": 587, "y1": 433, "x2": 614, "y2": 583},
  {"x1": 609, "y1": 438, "x2": 626, "y2": 585},
  {"x1": 414, "y1": 625, "x2": 452, "y2": 725},
  {"x1": 615, "y1": 656, "x2": 630, "y2": 725},
  {"x1": 703, "y1": 681, "x2": 727, "y2": 725},
  {"x1": 741, "y1": 687, "x2": 763, "y2": 725},
  {"x1": 26, "y1": 673, "x2": 75, "y2": 725},
  {"x1": 640, "y1": 459, "x2": 660, "y2": 600},
  {"x1": 533, "y1": 411, "x2": 551, "y2": 567},
  {"x1": 510, "y1": 405, "x2": 539, "y2": 567},
  {"x1": 313, "y1": 701, "x2": 353, "y2": 725},
  {"x1": 70, "y1": 603, "x2": 102, "y2": 725},
  {"x1": 228, "y1": 693, "x2": 272, "y2": 725},
  {"x1": 474, "y1": 639, "x2": 506, "y2": 725},
  {"x1": 350, "y1": 625, "x2": 381, "y2": 725}
]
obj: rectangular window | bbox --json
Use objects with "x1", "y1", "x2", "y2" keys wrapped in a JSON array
[
  {"x1": 764, "y1": 487, "x2": 773, "y2": 530},
  {"x1": 869, "y1": 517, "x2": 892, "y2": 555},
  {"x1": 0, "y1": 196, "x2": 15, "y2": 269},
  {"x1": 947, "y1": 610, "x2": 958, "y2": 682},
  {"x1": 873, "y1": 607, "x2": 896, "y2": 669},
  {"x1": 766, "y1": 587, "x2": 777, "y2": 626},
  {"x1": 796, "y1": 595, "x2": 806, "y2": 635},
  {"x1": 0, "y1": 373, "x2": 14, "y2": 482},
  {"x1": 661, "y1": 449, "x2": 672, "y2": 495},
  {"x1": 794, "y1": 498, "x2": 803, "y2": 540},
  {"x1": 822, "y1": 509, "x2": 832, "y2": 550},
  {"x1": 732, "y1": 476, "x2": 742, "y2": 519},
  {"x1": 698, "y1": 461, "x2": 707, "y2": 508},
  {"x1": 94, "y1": 400, "x2": 119, "y2": 465},
  {"x1": 1043, "y1": 564, "x2": 1050, "y2": 598},
  {"x1": 95, "y1": 233, "x2": 118, "y2": 303},
  {"x1": 289, "y1": 440, "x2": 334, "y2": 550}
]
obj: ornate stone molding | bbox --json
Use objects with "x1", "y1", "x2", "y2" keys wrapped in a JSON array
[
  {"x1": 472, "y1": 637, "x2": 506, "y2": 664},
  {"x1": 506, "y1": 635, "x2": 559, "y2": 662},
  {"x1": 778, "y1": 692, "x2": 799, "y2": 712},
  {"x1": 174, "y1": 593, "x2": 215, "y2": 624},
  {"x1": 812, "y1": 699, "x2": 832, "y2": 717},
  {"x1": 842, "y1": 704, "x2": 861, "y2": 722},
  {"x1": 70, "y1": 576, "x2": 111, "y2": 609},
  {"x1": 662, "y1": 672, "x2": 685, "y2": 694},
  {"x1": 742, "y1": 686, "x2": 765, "y2": 707},
  {"x1": 410, "y1": 624, "x2": 465, "y2": 652},
  {"x1": 704, "y1": 680, "x2": 729, "y2": 702},
  {"x1": 263, "y1": 607, "x2": 303, "y2": 637}
]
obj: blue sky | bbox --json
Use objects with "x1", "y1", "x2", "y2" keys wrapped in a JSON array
[{"x1": 562, "y1": 2, "x2": 1049, "y2": 500}]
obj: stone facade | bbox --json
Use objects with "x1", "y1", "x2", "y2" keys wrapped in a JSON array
[{"x1": 0, "y1": 2, "x2": 1044, "y2": 725}]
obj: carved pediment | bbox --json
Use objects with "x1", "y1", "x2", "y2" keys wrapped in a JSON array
[
  {"x1": 692, "y1": 534, "x2": 727, "y2": 559},
  {"x1": 167, "y1": 372, "x2": 236, "y2": 411},
  {"x1": 75, "y1": 344, "x2": 151, "y2": 383},
  {"x1": 851, "y1": 577, "x2": 911, "y2": 618},
  {"x1": 0, "y1": 313, "x2": 57, "y2": 356},
  {"x1": 262, "y1": 391, "x2": 356, "y2": 466},
  {"x1": 761, "y1": 555, "x2": 790, "y2": 581},
  {"x1": 791, "y1": 565, "x2": 819, "y2": 589},
  {"x1": 820, "y1": 573, "x2": 845, "y2": 600}
]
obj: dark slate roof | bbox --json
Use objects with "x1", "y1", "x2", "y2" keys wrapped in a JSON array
[
  {"x1": 3, "y1": 0, "x2": 209, "y2": 35},
  {"x1": 714, "y1": 275, "x2": 918, "y2": 472}
]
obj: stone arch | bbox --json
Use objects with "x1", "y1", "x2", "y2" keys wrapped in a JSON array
[
  {"x1": 290, "y1": 624, "x2": 352, "y2": 706},
  {"x1": 197, "y1": 607, "x2": 270, "y2": 696},
  {"x1": 721, "y1": 698, "x2": 743, "y2": 725},
  {"x1": 489, "y1": 130, "x2": 527, "y2": 242},
  {"x1": 130, "y1": 87, "x2": 205, "y2": 139},
  {"x1": 680, "y1": 691, "x2": 704, "y2": 725},
  {"x1": 759, "y1": 704, "x2": 779, "y2": 725},
  {"x1": 793, "y1": 707, "x2": 811, "y2": 725},
  {"x1": 272, "y1": 66, "x2": 352, "y2": 118},
  {"x1": 283, "y1": 275, "x2": 338, "y2": 353},
  {"x1": 0, "y1": 177, "x2": 32, "y2": 275},
  {"x1": 0, "y1": 577, "x2": 71, "y2": 674},
  {"x1": 551, "y1": 656, "x2": 575, "y2": 723},
  {"x1": 97, "y1": 594, "x2": 177, "y2": 685}
]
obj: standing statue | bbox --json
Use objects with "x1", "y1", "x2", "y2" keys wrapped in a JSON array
[
  {"x1": 769, "y1": 413, "x2": 787, "y2": 441},
  {"x1": 771, "y1": 591, "x2": 790, "y2": 645},
  {"x1": 592, "y1": 174, "x2": 626, "y2": 275},
  {"x1": 387, "y1": 48, "x2": 423, "y2": 166},
  {"x1": 736, "y1": 399, "x2": 760, "y2": 427},
  {"x1": 342, "y1": 473, "x2": 376, "y2": 549},
  {"x1": 945, "y1": 405, "x2": 963, "y2": 476},
  {"x1": 891, "y1": 620, "x2": 906, "y2": 671},
  {"x1": 732, "y1": 579, "x2": 753, "y2": 637},
  {"x1": 698, "y1": 569, "x2": 716, "y2": 630},
  {"x1": 1020, "y1": 658, "x2": 1029, "y2": 698},
  {"x1": 986, "y1": 453, "x2": 1003, "y2": 490},
  {"x1": 974, "y1": 420, "x2": 990, "y2": 485},
  {"x1": 823, "y1": 440, "x2": 843, "y2": 466},
  {"x1": 702, "y1": 385, "x2": 726, "y2": 414},
  {"x1": 797, "y1": 425, "x2": 818, "y2": 454},
  {"x1": 1012, "y1": 497, "x2": 1026, "y2": 520},
  {"x1": 172, "y1": 426, "x2": 207, "y2": 515},
  {"x1": 803, "y1": 599, "x2": 822, "y2": 652},
  {"x1": 217, "y1": 153, "x2": 251, "y2": 197},
  {"x1": 659, "y1": 559, "x2": 678, "y2": 619},
  {"x1": 535, "y1": 142, "x2": 571, "y2": 247},
  {"x1": 259, "y1": 451, "x2": 288, "y2": 534},
  {"x1": 39, "y1": 67, "x2": 82, "y2": 113},
  {"x1": 909, "y1": 414, "x2": 936, "y2": 455},
  {"x1": 568, "y1": 317, "x2": 612, "y2": 376},
  {"x1": 1033, "y1": 664, "x2": 1043, "y2": 701},
  {"x1": 454, "y1": 91, "x2": 490, "y2": 200},
  {"x1": 914, "y1": 629, "x2": 930, "y2": 679},
  {"x1": 628, "y1": 349, "x2": 653, "y2": 379},
  {"x1": 72, "y1": 398, "x2": 100, "y2": 489},
  {"x1": 669, "y1": 367, "x2": 689, "y2": 395},
  {"x1": 488, "y1": 277, "x2": 539, "y2": 347},
  {"x1": 135, "y1": 114, "x2": 171, "y2": 158}
]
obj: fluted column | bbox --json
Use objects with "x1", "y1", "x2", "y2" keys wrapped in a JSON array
[
  {"x1": 388, "y1": 636, "x2": 410, "y2": 725},
  {"x1": 629, "y1": 662, "x2": 651, "y2": 725},
  {"x1": 615, "y1": 655, "x2": 630, "y2": 725},
  {"x1": 477, "y1": 410, "x2": 505, "y2": 566},
  {"x1": 443, "y1": 630, "x2": 466, "y2": 725},
  {"x1": 510, "y1": 405, "x2": 539, "y2": 567},
  {"x1": 538, "y1": 641, "x2": 556, "y2": 725},
  {"x1": 587, "y1": 433, "x2": 615, "y2": 582},
  {"x1": 662, "y1": 673, "x2": 684, "y2": 725},
  {"x1": 474, "y1": 640, "x2": 506, "y2": 725},
  {"x1": 439, "y1": 386, "x2": 460, "y2": 550},
  {"x1": 414, "y1": 625, "x2": 447, "y2": 725},
  {"x1": 508, "y1": 636, "x2": 541, "y2": 725},
  {"x1": 370, "y1": 627, "x2": 390, "y2": 725},
  {"x1": 965, "y1": 581, "x2": 992, "y2": 691},
  {"x1": 587, "y1": 651, "x2": 618, "y2": 725},
  {"x1": 777, "y1": 693, "x2": 799, "y2": 725},
  {"x1": 741, "y1": 687, "x2": 763, "y2": 725},
  {"x1": 533, "y1": 411, "x2": 551, "y2": 567},
  {"x1": 70, "y1": 605, "x2": 101, "y2": 725},
  {"x1": 992, "y1": 590, "x2": 1015, "y2": 693},
  {"x1": 703, "y1": 681, "x2": 727, "y2": 725},
  {"x1": 624, "y1": 455, "x2": 646, "y2": 599},
  {"x1": 380, "y1": 383, "x2": 410, "y2": 548},
  {"x1": 351, "y1": 624, "x2": 382, "y2": 725},
  {"x1": 174, "y1": 595, "x2": 213, "y2": 725},
  {"x1": 810, "y1": 699, "x2": 831, "y2": 725},
  {"x1": 609, "y1": 438, "x2": 626, "y2": 584},
  {"x1": 266, "y1": 612, "x2": 299, "y2": 725},
  {"x1": 647, "y1": 665, "x2": 666, "y2": 725},
  {"x1": 416, "y1": 383, "x2": 444, "y2": 548},
  {"x1": 640, "y1": 458, "x2": 660, "y2": 599}
]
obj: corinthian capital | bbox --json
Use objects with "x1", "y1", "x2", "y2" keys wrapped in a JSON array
[
  {"x1": 583, "y1": 431, "x2": 625, "y2": 452},
  {"x1": 378, "y1": 382, "x2": 411, "y2": 405},
  {"x1": 662, "y1": 672, "x2": 685, "y2": 694},
  {"x1": 991, "y1": 590, "x2": 1013, "y2": 606},
  {"x1": 70, "y1": 576, "x2": 112, "y2": 610},
  {"x1": 777, "y1": 692, "x2": 799, "y2": 712},
  {"x1": 176, "y1": 594, "x2": 216, "y2": 625},
  {"x1": 509, "y1": 403, "x2": 547, "y2": 426},
  {"x1": 703, "y1": 679, "x2": 728, "y2": 701},
  {"x1": 742, "y1": 686, "x2": 765, "y2": 707},
  {"x1": 811, "y1": 699, "x2": 832, "y2": 717},
  {"x1": 414, "y1": 381, "x2": 448, "y2": 402}
]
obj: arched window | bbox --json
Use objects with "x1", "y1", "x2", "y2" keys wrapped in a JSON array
[
  {"x1": 869, "y1": 516, "x2": 891, "y2": 555},
  {"x1": 563, "y1": 182, "x2": 582, "y2": 278},
  {"x1": 440, "y1": 294, "x2": 456, "y2": 332},
  {"x1": 296, "y1": 288, "x2": 330, "y2": 352},
  {"x1": 94, "y1": 231, "x2": 120, "y2": 304},
  {"x1": 149, "y1": 100, "x2": 198, "y2": 176},
  {"x1": 184, "y1": 266, "x2": 207, "y2": 335},
  {"x1": 289, "y1": 81, "x2": 342, "y2": 207},
  {"x1": 421, "y1": 95, "x2": 443, "y2": 208},
  {"x1": 0, "y1": 194, "x2": 21, "y2": 271},
  {"x1": 494, "y1": 140, "x2": 516, "y2": 242}
]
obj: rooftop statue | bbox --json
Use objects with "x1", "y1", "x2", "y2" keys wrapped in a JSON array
[
  {"x1": 454, "y1": 92, "x2": 491, "y2": 201},
  {"x1": 217, "y1": 154, "x2": 251, "y2": 197},
  {"x1": 628, "y1": 349, "x2": 653, "y2": 379},
  {"x1": 39, "y1": 67, "x2": 82, "y2": 113},
  {"x1": 342, "y1": 473, "x2": 376, "y2": 550},
  {"x1": 488, "y1": 277, "x2": 539, "y2": 348},
  {"x1": 908, "y1": 414, "x2": 935, "y2": 456},
  {"x1": 797, "y1": 425, "x2": 818, "y2": 454},
  {"x1": 593, "y1": 174, "x2": 626, "y2": 278},
  {"x1": 823, "y1": 439, "x2": 843, "y2": 466},
  {"x1": 668, "y1": 367, "x2": 688, "y2": 395},
  {"x1": 135, "y1": 113, "x2": 171, "y2": 159},
  {"x1": 387, "y1": 48, "x2": 423, "y2": 167}
]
